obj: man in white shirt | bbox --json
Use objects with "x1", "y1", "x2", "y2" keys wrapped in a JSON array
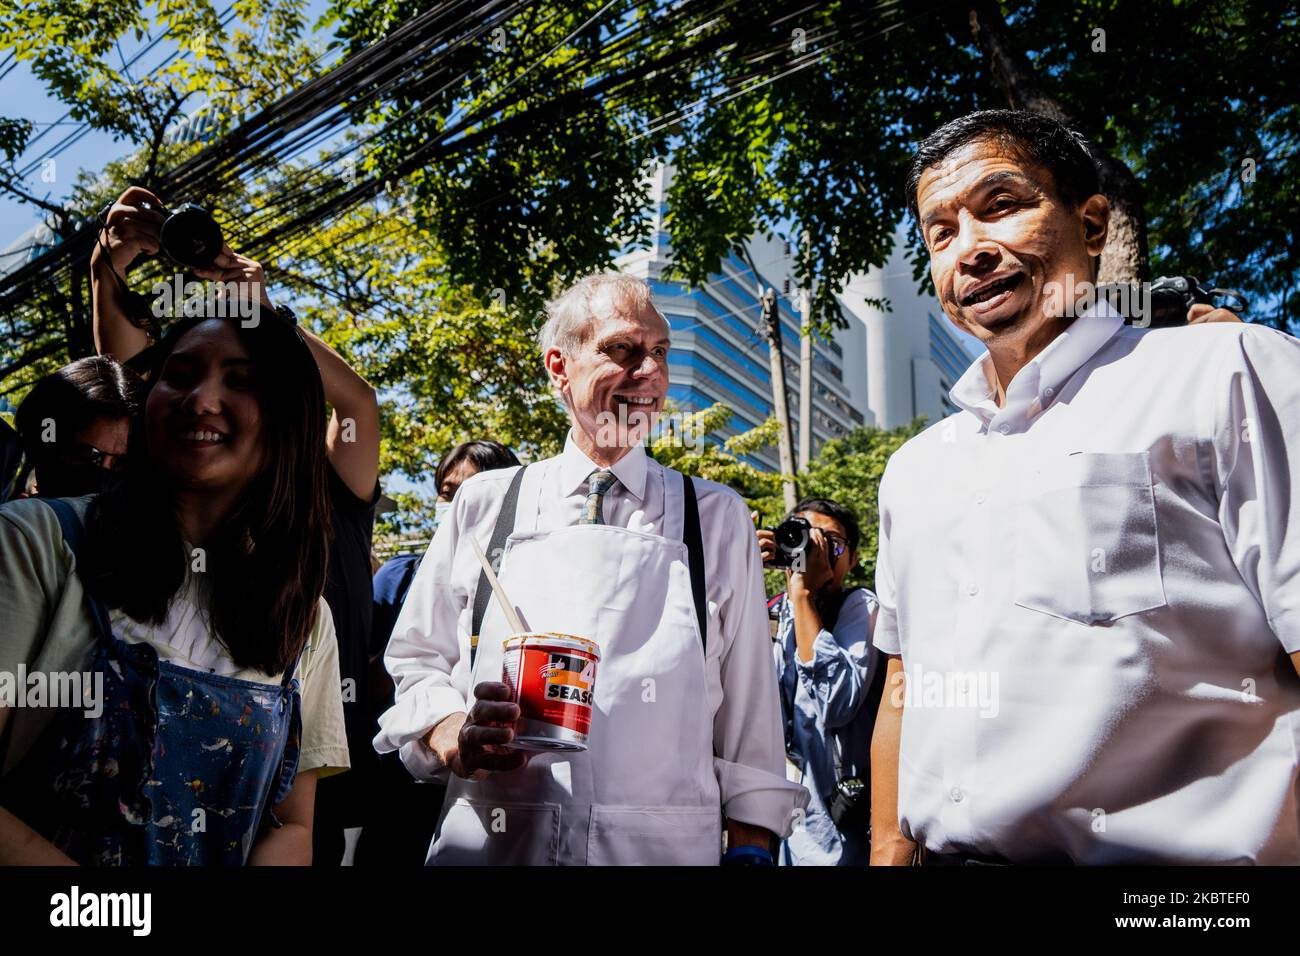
[
  {"x1": 870, "y1": 109, "x2": 1300, "y2": 865},
  {"x1": 375, "y1": 272, "x2": 807, "y2": 865}
]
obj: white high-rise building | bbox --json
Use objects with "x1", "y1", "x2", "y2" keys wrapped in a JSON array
[{"x1": 839, "y1": 224, "x2": 976, "y2": 429}]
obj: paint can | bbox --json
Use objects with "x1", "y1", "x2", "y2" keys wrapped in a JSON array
[{"x1": 501, "y1": 633, "x2": 600, "y2": 752}]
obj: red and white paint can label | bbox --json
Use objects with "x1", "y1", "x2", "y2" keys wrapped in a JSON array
[{"x1": 501, "y1": 633, "x2": 601, "y2": 752}]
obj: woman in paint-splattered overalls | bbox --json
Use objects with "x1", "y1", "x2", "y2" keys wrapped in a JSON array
[{"x1": 0, "y1": 314, "x2": 349, "y2": 864}]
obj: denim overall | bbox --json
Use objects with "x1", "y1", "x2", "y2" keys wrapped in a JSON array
[{"x1": 0, "y1": 498, "x2": 302, "y2": 865}]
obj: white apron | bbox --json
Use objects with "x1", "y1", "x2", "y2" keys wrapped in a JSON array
[{"x1": 427, "y1": 467, "x2": 721, "y2": 865}]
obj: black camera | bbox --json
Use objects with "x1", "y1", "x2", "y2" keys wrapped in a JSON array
[
  {"x1": 140, "y1": 201, "x2": 224, "y2": 270},
  {"x1": 766, "y1": 515, "x2": 812, "y2": 569},
  {"x1": 828, "y1": 775, "x2": 868, "y2": 829},
  {"x1": 1140, "y1": 275, "x2": 1246, "y2": 329}
]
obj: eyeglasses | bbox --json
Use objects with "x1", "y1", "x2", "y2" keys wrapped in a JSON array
[
  {"x1": 55, "y1": 441, "x2": 128, "y2": 472},
  {"x1": 822, "y1": 531, "x2": 849, "y2": 560}
]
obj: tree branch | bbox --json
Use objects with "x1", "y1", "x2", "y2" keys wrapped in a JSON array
[
  {"x1": 0, "y1": 177, "x2": 71, "y2": 223},
  {"x1": 966, "y1": 1, "x2": 1149, "y2": 282},
  {"x1": 144, "y1": 88, "x2": 191, "y2": 184}
]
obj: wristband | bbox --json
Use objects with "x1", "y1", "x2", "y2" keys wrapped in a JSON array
[{"x1": 721, "y1": 845, "x2": 774, "y2": 866}]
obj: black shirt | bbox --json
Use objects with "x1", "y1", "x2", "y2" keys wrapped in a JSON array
[{"x1": 322, "y1": 466, "x2": 380, "y2": 783}]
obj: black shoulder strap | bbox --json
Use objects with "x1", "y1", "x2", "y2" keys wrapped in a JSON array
[
  {"x1": 681, "y1": 473, "x2": 707, "y2": 652},
  {"x1": 43, "y1": 497, "x2": 85, "y2": 556},
  {"x1": 470, "y1": 465, "x2": 528, "y2": 666},
  {"x1": 820, "y1": 586, "x2": 854, "y2": 632},
  {"x1": 846, "y1": 641, "x2": 891, "y2": 784},
  {"x1": 42, "y1": 497, "x2": 114, "y2": 642}
]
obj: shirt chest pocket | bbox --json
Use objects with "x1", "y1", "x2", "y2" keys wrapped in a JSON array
[{"x1": 1013, "y1": 451, "x2": 1166, "y2": 626}]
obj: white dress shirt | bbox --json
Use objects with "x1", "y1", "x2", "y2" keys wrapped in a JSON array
[
  {"x1": 375, "y1": 431, "x2": 806, "y2": 834},
  {"x1": 875, "y1": 301, "x2": 1300, "y2": 863}
]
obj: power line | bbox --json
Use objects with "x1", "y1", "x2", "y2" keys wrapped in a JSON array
[
  {"x1": 0, "y1": 0, "x2": 922, "y2": 377},
  {"x1": 11, "y1": 2, "x2": 243, "y2": 173}
]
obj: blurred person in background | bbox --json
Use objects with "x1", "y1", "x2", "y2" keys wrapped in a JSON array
[
  {"x1": 372, "y1": 441, "x2": 523, "y2": 657},
  {"x1": 8, "y1": 356, "x2": 144, "y2": 501}
]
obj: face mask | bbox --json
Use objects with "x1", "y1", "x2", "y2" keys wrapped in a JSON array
[
  {"x1": 36, "y1": 462, "x2": 125, "y2": 500},
  {"x1": 433, "y1": 499, "x2": 453, "y2": 530}
]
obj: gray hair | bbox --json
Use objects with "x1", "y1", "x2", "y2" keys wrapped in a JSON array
[{"x1": 538, "y1": 272, "x2": 665, "y2": 357}]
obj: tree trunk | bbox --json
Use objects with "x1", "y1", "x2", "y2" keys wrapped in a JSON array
[{"x1": 967, "y1": 3, "x2": 1149, "y2": 282}]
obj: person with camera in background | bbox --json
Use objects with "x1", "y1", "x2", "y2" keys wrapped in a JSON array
[
  {"x1": 758, "y1": 498, "x2": 884, "y2": 866},
  {"x1": 91, "y1": 185, "x2": 381, "y2": 866}
]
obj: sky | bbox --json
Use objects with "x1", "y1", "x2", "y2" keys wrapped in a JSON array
[
  {"x1": 1, "y1": 0, "x2": 337, "y2": 248},
  {"x1": 1, "y1": 60, "x2": 124, "y2": 244}
]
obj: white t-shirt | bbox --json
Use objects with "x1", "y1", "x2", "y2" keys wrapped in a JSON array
[{"x1": 0, "y1": 495, "x2": 350, "y2": 780}]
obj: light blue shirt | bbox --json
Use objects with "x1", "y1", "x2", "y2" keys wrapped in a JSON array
[{"x1": 773, "y1": 587, "x2": 881, "y2": 866}]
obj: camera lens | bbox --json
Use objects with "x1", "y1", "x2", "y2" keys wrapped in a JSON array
[
  {"x1": 160, "y1": 204, "x2": 223, "y2": 270},
  {"x1": 775, "y1": 517, "x2": 810, "y2": 554}
]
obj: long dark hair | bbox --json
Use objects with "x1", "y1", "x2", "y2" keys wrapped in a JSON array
[
  {"x1": 15, "y1": 356, "x2": 144, "y2": 455},
  {"x1": 14, "y1": 356, "x2": 144, "y2": 490},
  {"x1": 435, "y1": 440, "x2": 520, "y2": 496},
  {"x1": 80, "y1": 316, "x2": 332, "y2": 676}
]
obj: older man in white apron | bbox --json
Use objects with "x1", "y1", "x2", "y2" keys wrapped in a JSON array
[{"x1": 375, "y1": 273, "x2": 808, "y2": 865}]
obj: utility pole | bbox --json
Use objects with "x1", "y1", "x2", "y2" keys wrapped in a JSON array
[
  {"x1": 797, "y1": 232, "x2": 813, "y2": 472},
  {"x1": 760, "y1": 285, "x2": 799, "y2": 513}
]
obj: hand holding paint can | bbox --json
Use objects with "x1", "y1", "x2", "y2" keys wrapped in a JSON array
[
  {"x1": 501, "y1": 633, "x2": 601, "y2": 752},
  {"x1": 464, "y1": 541, "x2": 601, "y2": 752}
]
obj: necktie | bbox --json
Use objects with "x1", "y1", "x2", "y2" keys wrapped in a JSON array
[{"x1": 580, "y1": 469, "x2": 617, "y2": 525}]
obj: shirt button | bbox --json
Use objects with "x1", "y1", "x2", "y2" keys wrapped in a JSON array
[
  {"x1": 950, "y1": 787, "x2": 965, "y2": 804},
  {"x1": 966, "y1": 583, "x2": 979, "y2": 597},
  {"x1": 1044, "y1": 386, "x2": 1055, "y2": 398},
  {"x1": 997, "y1": 423, "x2": 1011, "y2": 435},
  {"x1": 974, "y1": 492, "x2": 986, "y2": 505}
]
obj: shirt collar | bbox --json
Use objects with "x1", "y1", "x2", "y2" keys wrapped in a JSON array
[
  {"x1": 559, "y1": 429, "x2": 648, "y2": 501},
  {"x1": 948, "y1": 298, "x2": 1126, "y2": 427}
]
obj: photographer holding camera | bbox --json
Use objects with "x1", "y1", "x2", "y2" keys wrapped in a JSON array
[{"x1": 758, "y1": 498, "x2": 884, "y2": 866}]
